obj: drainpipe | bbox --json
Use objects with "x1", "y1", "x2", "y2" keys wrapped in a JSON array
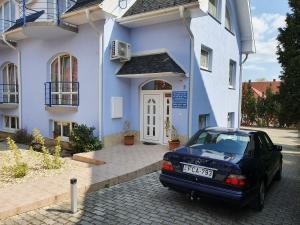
[
  {"x1": 2, "y1": 34, "x2": 22, "y2": 130},
  {"x1": 238, "y1": 53, "x2": 249, "y2": 128},
  {"x1": 179, "y1": 6, "x2": 194, "y2": 138},
  {"x1": 85, "y1": 9, "x2": 104, "y2": 141}
]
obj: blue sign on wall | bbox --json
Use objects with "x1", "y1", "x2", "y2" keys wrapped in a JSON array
[{"x1": 172, "y1": 91, "x2": 188, "y2": 109}]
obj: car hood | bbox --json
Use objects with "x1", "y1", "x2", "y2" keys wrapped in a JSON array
[{"x1": 175, "y1": 146, "x2": 244, "y2": 164}]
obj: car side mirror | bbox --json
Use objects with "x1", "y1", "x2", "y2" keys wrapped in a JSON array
[{"x1": 273, "y1": 145, "x2": 282, "y2": 152}]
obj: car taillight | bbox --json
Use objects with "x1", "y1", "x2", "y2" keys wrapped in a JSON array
[
  {"x1": 162, "y1": 160, "x2": 175, "y2": 172},
  {"x1": 225, "y1": 175, "x2": 247, "y2": 188}
]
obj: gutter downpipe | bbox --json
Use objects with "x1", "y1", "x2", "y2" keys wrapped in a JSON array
[
  {"x1": 238, "y1": 53, "x2": 249, "y2": 128},
  {"x1": 2, "y1": 34, "x2": 22, "y2": 130},
  {"x1": 179, "y1": 6, "x2": 194, "y2": 138},
  {"x1": 85, "y1": 9, "x2": 104, "y2": 141}
]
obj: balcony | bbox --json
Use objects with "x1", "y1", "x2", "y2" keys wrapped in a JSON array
[
  {"x1": 4, "y1": 1, "x2": 78, "y2": 41},
  {"x1": 45, "y1": 82, "x2": 79, "y2": 112},
  {"x1": 0, "y1": 84, "x2": 19, "y2": 109}
]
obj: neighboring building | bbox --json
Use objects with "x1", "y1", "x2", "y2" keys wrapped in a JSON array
[
  {"x1": 243, "y1": 79, "x2": 281, "y2": 99},
  {"x1": 0, "y1": 0, "x2": 255, "y2": 146}
]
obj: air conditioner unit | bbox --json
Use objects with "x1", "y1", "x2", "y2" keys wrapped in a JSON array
[{"x1": 111, "y1": 40, "x2": 131, "y2": 62}]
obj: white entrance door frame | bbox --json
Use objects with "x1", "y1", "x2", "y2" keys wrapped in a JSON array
[{"x1": 140, "y1": 90, "x2": 172, "y2": 144}]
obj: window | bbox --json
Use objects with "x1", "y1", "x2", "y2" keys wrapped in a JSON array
[
  {"x1": 3, "y1": 115, "x2": 19, "y2": 131},
  {"x1": 0, "y1": 0, "x2": 15, "y2": 32},
  {"x1": 50, "y1": 54, "x2": 78, "y2": 105},
  {"x1": 199, "y1": 114, "x2": 209, "y2": 129},
  {"x1": 208, "y1": 0, "x2": 220, "y2": 19},
  {"x1": 1, "y1": 63, "x2": 18, "y2": 103},
  {"x1": 53, "y1": 120, "x2": 76, "y2": 141},
  {"x1": 187, "y1": 130, "x2": 250, "y2": 155},
  {"x1": 200, "y1": 46, "x2": 212, "y2": 71},
  {"x1": 47, "y1": 0, "x2": 74, "y2": 19},
  {"x1": 225, "y1": 4, "x2": 233, "y2": 32},
  {"x1": 227, "y1": 112, "x2": 234, "y2": 128},
  {"x1": 229, "y1": 60, "x2": 236, "y2": 88}
]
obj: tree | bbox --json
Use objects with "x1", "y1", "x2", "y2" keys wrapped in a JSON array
[
  {"x1": 241, "y1": 83, "x2": 256, "y2": 126},
  {"x1": 277, "y1": 0, "x2": 300, "y2": 134}
]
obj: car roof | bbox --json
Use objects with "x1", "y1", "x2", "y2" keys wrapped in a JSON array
[{"x1": 205, "y1": 127, "x2": 259, "y2": 135}]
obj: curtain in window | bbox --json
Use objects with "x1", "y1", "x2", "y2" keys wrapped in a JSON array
[
  {"x1": 11, "y1": 1, "x2": 15, "y2": 23},
  {"x1": 4, "y1": 2, "x2": 9, "y2": 30},
  {"x1": 50, "y1": 54, "x2": 78, "y2": 105},
  {"x1": 201, "y1": 50, "x2": 209, "y2": 69},
  {"x1": 229, "y1": 62, "x2": 233, "y2": 86},
  {"x1": 225, "y1": 7, "x2": 232, "y2": 31},
  {"x1": 0, "y1": 6, "x2": 3, "y2": 32},
  {"x1": 208, "y1": 0, "x2": 217, "y2": 18},
  {"x1": 47, "y1": 0, "x2": 55, "y2": 20},
  {"x1": 2, "y1": 63, "x2": 17, "y2": 103},
  {"x1": 71, "y1": 56, "x2": 78, "y2": 105}
]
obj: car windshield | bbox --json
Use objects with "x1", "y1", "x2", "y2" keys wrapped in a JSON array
[{"x1": 187, "y1": 130, "x2": 250, "y2": 155}]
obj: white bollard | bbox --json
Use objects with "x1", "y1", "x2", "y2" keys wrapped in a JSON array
[{"x1": 70, "y1": 178, "x2": 77, "y2": 214}]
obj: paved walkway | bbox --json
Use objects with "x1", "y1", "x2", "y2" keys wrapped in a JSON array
[
  {"x1": 2, "y1": 145, "x2": 299, "y2": 225},
  {"x1": 0, "y1": 144, "x2": 168, "y2": 220}
]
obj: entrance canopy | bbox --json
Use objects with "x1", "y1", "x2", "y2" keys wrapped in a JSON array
[{"x1": 116, "y1": 52, "x2": 186, "y2": 78}]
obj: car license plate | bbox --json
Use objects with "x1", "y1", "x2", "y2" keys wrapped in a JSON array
[{"x1": 182, "y1": 164, "x2": 214, "y2": 178}]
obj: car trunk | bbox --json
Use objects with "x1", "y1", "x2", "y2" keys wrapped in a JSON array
[{"x1": 165, "y1": 147, "x2": 244, "y2": 190}]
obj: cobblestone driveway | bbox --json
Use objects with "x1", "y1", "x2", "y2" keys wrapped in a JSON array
[{"x1": 1, "y1": 148, "x2": 300, "y2": 225}]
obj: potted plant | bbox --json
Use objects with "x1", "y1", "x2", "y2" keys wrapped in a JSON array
[
  {"x1": 165, "y1": 120, "x2": 180, "y2": 151},
  {"x1": 123, "y1": 120, "x2": 134, "y2": 145}
]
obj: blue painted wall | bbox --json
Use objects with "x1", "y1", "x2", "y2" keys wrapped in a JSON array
[{"x1": 0, "y1": 0, "x2": 243, "y2": 142}]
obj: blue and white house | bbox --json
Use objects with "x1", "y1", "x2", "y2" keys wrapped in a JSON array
[{"x1": 0, "y1": 0, "x2": 255, "y2": 146}]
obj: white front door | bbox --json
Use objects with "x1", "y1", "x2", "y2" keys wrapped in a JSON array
[
  {"x1": 141, "y1": 91, "x2": 172, "y2": 144},
  {"x1": 163, "y1": 93, "x2": 172, "y2": 144}
]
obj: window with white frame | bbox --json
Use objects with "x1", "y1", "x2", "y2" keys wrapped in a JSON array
[
  {"x1": 53, "y1": 120, "x2": 76, "y2": 140},
  {"x1": 50, "y1": 54, "x2": 78, "y2": 105},
  {"x1": 1, "y1": 63, "x2": 18, "y2": 103},
  {"x1": 199, "y1": 114, "x2": 210, "y2": 129},
  {"x1": 225, "y1": 3, "x2": 233, "y2": 32},
  {"x1": 201, "y1": 46, "x2": 213, "y2": 71},
  {"x1": 208, "y1": 0, "x2": 220, "y2": 20},
  {"x1": 229, "y1": 60, "x2": 236, "y2": 88},
  {"x1": 3, "y1": 115, "x2": 19, "y2": 131},
  {"x1": 227, "y1": 112, "x2": 234, "y2": 128},
  {"x1": 0, "y1": 0, "x2": 15, "y2": 32}
]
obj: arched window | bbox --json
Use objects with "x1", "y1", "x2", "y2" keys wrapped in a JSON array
[
  {"x1": 50, "y1": 53, "x2": 78, "y2": 106},
  {"x1": 1, "y1": 63, "x2": 18, "y2": 103},
  {"x1": 141, "y1": 80, "x2": 172, "y2": 90},
  {"x1": 225, "y1": 4, "x2": 233, "y2": 32}
]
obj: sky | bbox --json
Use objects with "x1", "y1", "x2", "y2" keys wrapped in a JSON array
[{"x1": 243, "y1": 0, "x2": 290, "y2": 82}]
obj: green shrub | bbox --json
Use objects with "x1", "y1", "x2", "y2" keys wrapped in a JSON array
[
  {"x1": 70, "y1": 124, "x2": 102, "y2": 153},
  {"x1": 32, "y1": 129, "x2": 63, "y2": 170},
  {"x1": 12, "y1": 129, "x2": 33, "y2": 145},
  {"x1": 6, "y1": 137, "x2": 29, "y2": 178},
  {"x1": 7, "y1": 137, "x2": 22, "y2": 165},
  {"x1": 12, "y1": 163, "x2": 28, "y2": 178},
  {"x1": 42, "y1": 146, "x2": 52, "y2": 169},
  {"x1": 52, "y1": 138, "x2": 62, "y2": 169}
]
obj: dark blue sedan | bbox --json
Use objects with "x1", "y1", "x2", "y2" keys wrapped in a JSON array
[{"x1": 159, "y1": 128, "x2": 282, "y2": 211}]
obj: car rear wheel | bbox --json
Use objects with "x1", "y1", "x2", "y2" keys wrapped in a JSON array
[
  {"x1": 252, "y1": 181, "x2": 265, "y2": 211},
  {"x1": 274, "y1": 163, "x2": 282, "y2": 181}
]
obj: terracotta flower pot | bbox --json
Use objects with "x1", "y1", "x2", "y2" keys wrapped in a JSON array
[
  {"x1": 124, "y1": 135, "x2": 134, "y2": 145},
  {"x1": 53, "y1": 132, "x2": 59, "y2": 139},
  {"x1": 168, "y1": 140, "x2": 180, "y2": 151}
]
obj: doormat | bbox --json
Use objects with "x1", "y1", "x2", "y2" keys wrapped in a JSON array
[{"x1": 143, "y1": 142, "x2": 158, "y2": 145}]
